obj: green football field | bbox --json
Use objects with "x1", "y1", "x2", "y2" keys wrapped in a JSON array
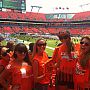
[
  {"x1": 12, "y1": 35, "x2": 81, "y2": 57},
  {"x1": 1, "y1": 35, "x2": 81, "y2": 57}
]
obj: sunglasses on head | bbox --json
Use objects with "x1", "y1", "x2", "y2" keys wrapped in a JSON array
[
  {"x1": 80, "y1": 41, "x2": 89, "y2": 46},
  {"x1": 37, "y1": 43, "x2": 47, "y2": 47},
  {"x1": 59, "y1": 35, "x2": 69, "y2": 40},
  {"x1": 2, "y1": 52, "x2": 8, "y2": 57}
]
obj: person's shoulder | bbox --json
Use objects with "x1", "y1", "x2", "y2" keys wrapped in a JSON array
[
  {"x1": 53, "y1": 46, "x2": 60, "y2": 53},
  {"x1": 43, "y1": 51, "x2": 48, "y2": 56},
  {"x1": 57, "y1": 43, "x2": 62, "y2": 46},
  {"x1": 7, "y1": 58, "x2": 16, "y2": 68},
  {"x1": 55, "y1": 45, "x2": 63, "y2": 50},
  {"x1": 57, "y1": 43, "x2": 67, "y2": 52},
  {"x1": 6, "y1": 61, "x2": 13, "y2": 70},
  {"x1": 55, "y1": 46, "x2": 60, "y2": 49},
  {"x1": 22, "y1": 62, "x2": 32, "y2": 68}
]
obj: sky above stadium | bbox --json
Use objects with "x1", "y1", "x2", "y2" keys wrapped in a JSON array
[{"x1": 26, "y1": 0, "x2": 90, "y2": 13}]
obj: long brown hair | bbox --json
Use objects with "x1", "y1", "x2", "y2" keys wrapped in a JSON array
[
  {"x1": 79, "y1": 36, "x2": 90, "y2": 68},
  {"x1": 67, "y1": 41, "x2": 75, "y2": 53},
  {"x1": 13, "y1": 43, "x2": 32, "y2": 65}
]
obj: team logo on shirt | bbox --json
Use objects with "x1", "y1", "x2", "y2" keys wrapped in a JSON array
[{"x1": 61, "y1": 52, "x2": 69, "y2": 59}]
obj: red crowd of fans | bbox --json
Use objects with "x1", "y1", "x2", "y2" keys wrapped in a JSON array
[{"x1": 0, "y1": 30, "x2": 90, "y2": 90}]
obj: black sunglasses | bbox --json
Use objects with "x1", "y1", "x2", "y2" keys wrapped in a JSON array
[
  {"x1": 80, "y1": 41, "x2": 89, "y2": 46},
  {"x1": 37, "y1": 43, "x2": 47, "y2": 47}
]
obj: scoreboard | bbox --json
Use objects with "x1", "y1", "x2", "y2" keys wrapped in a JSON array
[
  {"x1": 0, "y1": 0, "x2": 2, "y2": 8},
  {"x1": 2, "y1": 0, "x2": 26, "y2": 10}
]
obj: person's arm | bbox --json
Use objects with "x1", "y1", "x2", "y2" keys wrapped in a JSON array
[
  {"x1": 33, "y1": 60, "x2": 45, "y2": 83},
  {"x1": 52, "y1": 47, "x2": 61, "y2": 69}
]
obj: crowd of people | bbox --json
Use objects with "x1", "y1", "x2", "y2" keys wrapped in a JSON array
[{"x1": 0, "y1": 31, "x2": 90, "y2": 90}]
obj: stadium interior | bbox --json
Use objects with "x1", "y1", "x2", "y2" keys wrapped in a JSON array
[
  {"x1": 0, "y1": 1, "x2": 90, "y2": 90},
  {"x1": 0, "y1": 10, "x2": 90, "y2": 35}
]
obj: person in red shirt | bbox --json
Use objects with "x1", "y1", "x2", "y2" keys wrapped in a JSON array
[
  {"x1": 52, "y1": 31, "x2": 76, "y2": 90},
  {"x1": 32, "y1": 38, "x2": 51, "y2": 90},
  {"x1": 0, "y1": 47, "x2": 11, "y2": 73},
  {"x1": 74, "y1": 36, "x2": 90, "y2": 90},
  {"x1": 0, "y1": 43, "x2": 33, "y2": 90},
  {"x1": 0, "y1": 47, "x2": 11, "y2": 90}
]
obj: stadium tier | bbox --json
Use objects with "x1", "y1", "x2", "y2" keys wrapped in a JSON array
[
  {"x1": 72, "y1": 11, "x2": 90, "y2": 21},
  {"x1": 0, "y1": 11, "x2": 90, "y2": 35}
]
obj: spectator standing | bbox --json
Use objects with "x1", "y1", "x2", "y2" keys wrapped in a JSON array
[
  {"x1": 0, "y1": 47, "x2": 11, "y2": 90},
  {"x1": 32, "y1": 38, "x2": 51, "y2": 90},
  {"x1": 74, "y1": 36, "x2": 90, "y2": 90},
  {"x1": 0, "y1": 43, "x2": 33, "y2": 90},
  {"x1": 52, "y1": 31, "x2": 76, "y2": 90}
]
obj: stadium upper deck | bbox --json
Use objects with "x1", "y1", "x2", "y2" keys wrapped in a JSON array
[
  {"x1": 0, "y1": 11, "x2": 90, "y2": 35},
  {"x1": 0, "y1": 11, "x2": 90, "y2": 21}
]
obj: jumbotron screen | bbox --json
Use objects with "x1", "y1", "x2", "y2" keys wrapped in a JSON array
[
  {"x1": 2, "y1": 0, "x2": 26, "y2": 10},
  {"x1": 0, "y1": 0, "x2": 2, "y2": 8}
]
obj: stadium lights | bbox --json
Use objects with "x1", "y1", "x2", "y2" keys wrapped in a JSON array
[
  {"x1": 31, "y1": 6, "x2": 42, "y2": 12},
  {"x1": 79, "y1": 3, "x2": 90, "y2": 11}
]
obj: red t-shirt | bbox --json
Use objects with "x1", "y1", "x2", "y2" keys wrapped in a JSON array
[
  {"x1": 52, "y1": 43, "x2": 77, "y2": 74},
  {"x1": 74, "y1": 60, "x2": 90, "y2": 84},
  {"x1": 5, "y1": 61, "x2": 33, "y2": 90},
  {"x1": 33, "y1": 51, "x2": 50, "y2": 84}
]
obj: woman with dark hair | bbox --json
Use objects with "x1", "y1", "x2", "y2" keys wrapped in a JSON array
[
  {"x1": 74, "y1": 36, "x2": 90, "y2": 90},
  {"x1": 13, "y1": 43, "x2": 31, "y2": 64},
  {"x1": 0, "y1": 43, "x2": 33, "y2": 90}
]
